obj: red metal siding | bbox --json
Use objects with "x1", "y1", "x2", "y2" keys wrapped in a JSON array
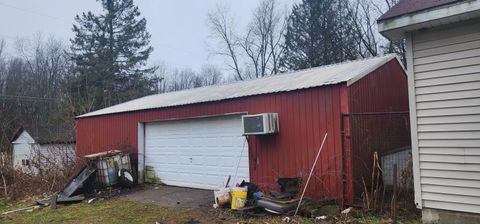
[
  {"x1": 345, "y1": 59, "x2": 410, "y2": 202},
  {"x1": 76, "y1": 85, "x2": 348, "y2": 201},
  {"x1": 348, "y1": 60, "x2": 408, "y2": 113}
]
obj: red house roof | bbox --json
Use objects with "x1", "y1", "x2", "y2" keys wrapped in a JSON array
[{"x1": 378, "y1": 0, "x2": 460, "y2": 21}]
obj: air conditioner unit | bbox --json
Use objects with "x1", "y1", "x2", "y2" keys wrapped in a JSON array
[{"x1": 242, "y1": 113, "x2": 279, "y2": 135}]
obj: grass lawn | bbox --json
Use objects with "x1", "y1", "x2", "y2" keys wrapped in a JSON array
[
  {"x1": 1, "y1": 199, "x2": 212, "y2": 224},
  {"x1": 0, "y1": 198, "x2": 32, "y2": 214},
  {"x1": 0, "y1": 198, "x2": 421, "y2": 224}
]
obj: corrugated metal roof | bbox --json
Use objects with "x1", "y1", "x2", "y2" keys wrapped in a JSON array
[
  {"x1": 377, "y1": 0, "x2": 460, "y2": 21},
  {"x1": 78, "y1": 55, "x2": 399, "y2": 118}
]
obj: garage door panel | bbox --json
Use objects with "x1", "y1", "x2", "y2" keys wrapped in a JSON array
[
  {"x1": 154, "y1": 164, "x2": 190, "y2": 171},
  {"x1": 145, "y1": 115, "x2": 249, "y2": 190},
  {"x1": 147, "y1": 155, "x2": 188, "y2": 163}
]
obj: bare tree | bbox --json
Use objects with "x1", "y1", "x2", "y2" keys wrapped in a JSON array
[
  {"x1": 14, "y1": 34, "x2": 70, "y2": 100},
  {"x1": 0, "y1": 35, "x2": 73, "y2": 161},
  {"x1": 207, "y1": 5, "x2": 243, "y2": 80},
  {"x1": 163, "y1": 68, "x2": 198, "y2": 92},
  {"x1": 0, "y1": 39, "x2": 6, "y2": 95},
  {"x1": 346, "y1": 0, "x2": 381, "y2": 58},
  {"x1": 346, "y1": 0, "x2": 406, "y2": 65},
  {"x1": 208, "y1": 0, "x2": 286, "y2": 80},
  {"x1": 152, "y1": 61, "x2": 168, "y2": 93},
  {"x1": 200, "y1": 64, "x2": 223, "y2": 86},
  {"x1": 377, "y1": 0, "x2": 406, "y2": 65},
  {"x1": 383, "y1": 0, "x2": 399, "y2": 9},
  {"x1": 241, "y1": 0, "x2": 286, "y2": 78},
  {"x1": 154, "y1": 63, "x2": 224, "y2": 93}
]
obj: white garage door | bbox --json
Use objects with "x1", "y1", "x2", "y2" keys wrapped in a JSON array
[{"x1": 145, "y1": 115, "x2": 249, "y2": 190}]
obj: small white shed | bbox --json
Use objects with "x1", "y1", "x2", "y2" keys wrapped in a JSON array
[
  {"x1": 11, "y1": 127, "x2": 76, "y2": 171},
  {"x1": 378, "y1": 0, "x2": 480, "y2": 223}
]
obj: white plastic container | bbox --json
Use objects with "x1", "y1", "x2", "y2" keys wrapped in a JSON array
[{"x1": 214, "y1": 187, "x2": 231, "y2": 207}]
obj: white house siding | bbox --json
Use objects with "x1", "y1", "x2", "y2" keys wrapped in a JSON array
[
  {"x1": 12, "y1": 131, "x2": 76, "y2": 170},
  {"x1": 408, "y1": 19, "x2": 480, "y2": 214},
  {"x1": 12, "y1": 131, "x2": 36, "y2": 168},
  {"x1": 38, "y1": 144, "x2": 76, "y2": 167}
]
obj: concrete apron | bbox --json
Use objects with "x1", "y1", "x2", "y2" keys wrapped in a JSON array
[
  {"x1": 422, "y1": 208, "x2": 480, "y2": 224},
  {"x1": 121, "y1": 185, "x2": 214, "y2": 209}
]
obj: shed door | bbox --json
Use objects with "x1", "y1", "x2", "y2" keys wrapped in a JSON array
[{"x1": 144, "y1": 115, "x2": 249, "y2": 190}]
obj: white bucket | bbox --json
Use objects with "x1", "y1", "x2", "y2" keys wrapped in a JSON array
[{"x1": 214, "y1": 187, "x2": 231, "y2": 207}]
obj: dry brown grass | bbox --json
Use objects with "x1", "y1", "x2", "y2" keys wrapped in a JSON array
[{"x1": 1, "y1": 145, "x2": 86, "y2": 200}]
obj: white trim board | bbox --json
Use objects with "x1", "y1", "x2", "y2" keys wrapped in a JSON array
[
  {"x1": 406, "y1": 33, "x2": 423, "y2": 209},
  {"x1": 378, "y1": 0, "x2": 480, "y2": 40}
]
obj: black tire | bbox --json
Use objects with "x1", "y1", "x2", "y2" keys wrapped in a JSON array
[{"x1": 118, "y1": 169, "x2": 135, "y2": 188}]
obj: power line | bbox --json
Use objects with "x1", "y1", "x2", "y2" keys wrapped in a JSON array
[
  {"x1": 0, "y1": 2, "x2": 201, "y2": 68},
  {"x1": 0, "y1": 2, "x2": 70, "y2": 24},
  {"x1": 0, "y1": 3, "x2": 194, "y2": 55},
  {"x1": 153, "y1": 41, "x2": 197, "y2": 56},
  {"x1": 0, "y1": 94, "x2": 60, "y2": 102}
]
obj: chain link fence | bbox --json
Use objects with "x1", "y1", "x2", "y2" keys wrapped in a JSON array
[{"x1": 342, "y1": 112, "x2": 414, "y2": 211}]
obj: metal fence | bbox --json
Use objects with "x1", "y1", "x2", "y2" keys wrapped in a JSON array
[{"x1": 341, "y1": 112, "x2": 413, "y2": 206}]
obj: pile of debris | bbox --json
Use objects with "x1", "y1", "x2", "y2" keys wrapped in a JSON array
[
  {"x1": 1, "y1": 150, "x2": 136, "y2": 215},
  {"x1": 257, "y1": 178, "x2": 302, "y2": 215},
  {"x1": 213, "y1": 177, "x2": 307, "y2": 215},
  {"x1": 213, "y1": 134, "x2": 334, "y2": 219}
]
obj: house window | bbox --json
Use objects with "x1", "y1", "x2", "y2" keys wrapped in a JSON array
[{"x1": 21, "y1": 159, "x2": 30, "y2": 166}]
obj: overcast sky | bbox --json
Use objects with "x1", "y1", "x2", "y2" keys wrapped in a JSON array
[{"x1": 0, "y1": 0, "x2": 295, "y2": 73}]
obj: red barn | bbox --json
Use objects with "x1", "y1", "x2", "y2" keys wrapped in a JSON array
[{"x1": 76, "y1": 55, "x2": 409, "y2": 204}]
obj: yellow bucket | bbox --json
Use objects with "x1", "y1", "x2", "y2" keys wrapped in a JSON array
[{"x1": 231, "y1": 187, "x2": 247, "y2": 210}]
